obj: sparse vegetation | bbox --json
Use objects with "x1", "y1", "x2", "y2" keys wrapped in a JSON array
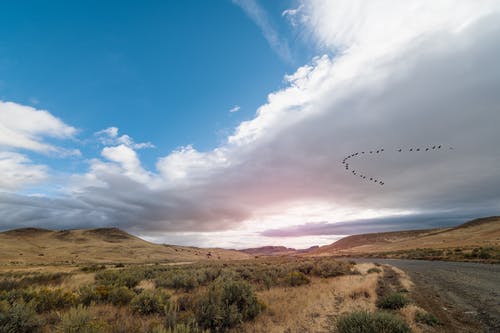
[
  {"x1": 0, "y1": 258, "x2": 416, "y2": 332},
  {"x1": 335, "y1": 311, "x2": 412, "y2": 333},
  {"x1": 367, "y1": 267, "x2": 381, "y2": 274},
  {"x1": 376, "y1": 292, "x2": 410, "y2": 310},
  {"x1": 414, "y1": 310, "x2": 440, "y2": 326}
]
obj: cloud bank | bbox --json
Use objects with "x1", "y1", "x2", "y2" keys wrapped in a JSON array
[{"x1": 1, "y1": 1, "x2": 500, "y2": 247}]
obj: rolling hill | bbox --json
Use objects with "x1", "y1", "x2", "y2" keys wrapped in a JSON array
[
  {"x1": 308, "y1": 216, "x2": 500, "y2": 256},
  {"x1": 0, "y1": 227, "x2": 250, "y2": 265}
]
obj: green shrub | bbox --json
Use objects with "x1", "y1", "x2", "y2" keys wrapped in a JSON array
[
  {"x1": 108, "y1": 286, "x2": 135, "y2": 306},
  {"x1": 195, "y1": 278, "x2": 263, "y2": 331},
  {"x1": 414, "y1": 310, "x2": 440, "y2": 326},
  {"x1": 80, "y1": 264, "x2": 106, "y2": 273},
  {"x1": 0, "y1": 301, "x2": 43, "y2": 333},
  {"x1": 335, "y1": 311, "x2": 411, "y2": 333},
  {"x1": 376, "y1": 292, "x2": 410, "y2": 310},
  {"x1": 31, "y1": 288, "x2": 76, "y2": 312},
  {"x1": 367, "y1": 268, "x2": 381, "y2": 274},
  {"x1": 58, "y1": 305, "x2": 107, "y2": 333},
  {"x1": 312, "y1": 260, "x2": 351, "y2": 278},
  {"x1": 95, "y1": 270, "x2": 142, "y2": 288},
  {"x1": 131, "y1": 291, "x2": 170, "y2": 315},
  {"x1": 284, "y1": 271, "x2": 310, "y2": 287}
]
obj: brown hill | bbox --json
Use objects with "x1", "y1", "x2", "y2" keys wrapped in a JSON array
[
  {"x1": 309, "y1": 216, "x2": 500, "y2": 256},
  {"x1": 240, "y1": 246, "x2": 297, "y2": 256},
  {"x1": 0, "y1": 227, "x2": 250, "y2": 265}
]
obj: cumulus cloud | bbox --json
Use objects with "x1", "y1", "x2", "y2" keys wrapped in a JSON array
[
  {"x1": 1, "y1": 1, "x2": 500, "y2": 248},
  {"x1": 0, "y1": 101, "x2": 77, "y2": 155},
  {"x1": 95, "y1": 127, "x2": 154, "y2": 149}
]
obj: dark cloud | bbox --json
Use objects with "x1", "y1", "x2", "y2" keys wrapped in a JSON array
[{"x1": 260, "y1": 210, "x2": 499, "y2": 237}]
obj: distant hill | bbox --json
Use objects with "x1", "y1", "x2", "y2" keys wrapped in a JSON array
[
  {"x1": 239, "y1": 245, "x2": 320, "y2": 256},
  {"x1": 239, "y1": 246, "x2": 297, "y2": 256},
  {"x1": 0, "y1": 227, "x2": 250, "y2": 265},
  {"x1": 308, "y1": 216, "x2": 500, "y2": 256}
]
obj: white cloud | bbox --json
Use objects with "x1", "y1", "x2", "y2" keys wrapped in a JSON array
[
  {"x1": 0, "y1": 101, "x2": 77, "y2": 154},
  {"x1": 156, "y1": 145, "x2": 230, "y2": 182},
  {"x1": 0, "y1": 152, "x2": 47, "y2": 190},
  {"x1": 229, "y1": 105, "x2": 241, "y2": 113},
  {"x1": 101, "y1": 144, "x2": 152, "y2": 184},
  {"x1": 95, "y1": 126, "x2": 154, "y2": 149}
]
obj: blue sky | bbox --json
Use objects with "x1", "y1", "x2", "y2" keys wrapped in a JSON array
[
  {"x1": 0, "y1": 0, "x2": 309, "y2": 171},
  {"x1": 1, "y1": 1, "x2": 500, "y2": 248}
]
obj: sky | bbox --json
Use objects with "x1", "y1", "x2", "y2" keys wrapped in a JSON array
[{"x1": 1, "y1": 0, "x2": 500, "y2": 249}]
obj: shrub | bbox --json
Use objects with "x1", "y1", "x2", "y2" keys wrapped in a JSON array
[
  {"x1": 414, "y1": 310, "x2": 440, "y2": 326},
  {"x1": 108, "y1": 286, "x2": 135, "y2": 306},
  {"x1": 195, "y1": 278, "x2": 263, "y2": 331},
  {"x1": 78, "y1": 286, "x2": 102, "y2": 306},
  {"x1": 80, "y1": 264, "x2": 106, "y2": 273},
  {"x1": 367, "y1": 267, "x2": 381, "y2": 274},
  {"x1": 31, "y1": 288, "x2": 76, "y2": 312},
  {"x1": 58, "y1": 305, "x2": 107, "y2": 333},
  {"x1": 94, "y1": 269, "x2": 143, "y2": 289},
  {"x1": 0, "y1": 301, "x2": 43, "y2": 333},
  {"x1": 131, "y1": 291, "x2": 170, "y2": 315},
  {"x1": 335, "y1": 311, "x2": 411, "y2": 333},
  {"x1": 284, "y1": 271, "x2": 310, "y2": 287},
  {"x1": 312, "y1": 260, "x2": 351, "y2": 278},
  {"x1": 376, "y1": 292, "x2": 410, "y2": 310}
]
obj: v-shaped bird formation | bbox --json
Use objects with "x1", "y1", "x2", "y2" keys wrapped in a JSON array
[{"x1": 342, "y1": 145, "x2": 453, "y2": 186}]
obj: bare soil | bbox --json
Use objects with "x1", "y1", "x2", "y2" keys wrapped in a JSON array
[{"x1": 356, "y1": 258, "x2": 500, "y2": 333}]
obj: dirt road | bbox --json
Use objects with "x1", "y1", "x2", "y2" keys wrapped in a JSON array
[{"x1": 354, "y1": 259, "x2": 500, "y2": 333}]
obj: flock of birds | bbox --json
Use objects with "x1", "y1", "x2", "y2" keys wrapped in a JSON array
[{"x1": 342, "y1": 145, "x2": 452, "y2": 186}]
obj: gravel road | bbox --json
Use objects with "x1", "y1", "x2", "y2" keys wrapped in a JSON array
[{"x1": 354, "y1": 259, "x2": 500, "y2": 333}]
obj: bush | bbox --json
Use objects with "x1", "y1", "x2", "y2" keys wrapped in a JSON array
[
  {"x1": 312, "y1": 260, "x2": 351, "y2": 278},
  {"x1": 31, "y1": 288, "x2": 76, "y2": 312},
  {"x1": 95, "y1": 270, "x2": 142, "y2": 288},
  {"x1": 367, "y1": 268, "x2": 381, "y2": 274},
  {"x1": 0, "y1": 301, "x2": 43, "y2": 333},
  {"x1": 131, "y1": 291, "x2": 170, "y2": 315},
  {"x1": 376, "y1": 292, "x2": 410, "y2": 310},
  {"x1": 195, "y1": 278, "x2": 263, "y2": 331},
  {"x1": 80, "y1": 264, "x2": 106, "y2": 273},
  {"x1": 108, "y1": 286, "x2": 135, "y2": 306},
  {"x1": 58, "y1": 305, "x2": 107, "y2": 333},
  {"x1": 415, "y1": 310, "x2": 440, "y2": 326},
  {"x1": 335, "y1": 311, "x2": 411, "y2": 333},
  {"x1": 284, "y1": 271, "x2": 310, "y2": 287}
]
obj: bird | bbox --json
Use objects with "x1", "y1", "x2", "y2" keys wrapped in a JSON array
[
  {"x1": 416, "y1": 148, "x2": 420, "y2": 151},
  {"x1": 381, "y1": 149, "x2": 384, "y2": 152},
  {"x1": 362, "y1": 151, "x2": 365, "y2": 154},
  {"x1": 432, "y1": 145, "x2": 436, "y2": 149},
  {"x1": 438, "y1": 145, "x2": 442, "y2": 149},
  {"x1": 370, "y1": 151, "x2": 373, "y2": 154},
  {"x1": 370, "y1": 178, "x2": 373, "y2": 181},
  {"x1": 397, "y1": 149, "x2": 402, "y2": 152},
  {"x1": 376, "y1": 150, "x2": 380, "y2": 153},
  {"x1": 425, "y1": 148, "x2": 429, "y2": 151},
  {"x1": 410, "y1": 148, "x2": 413, "y2": 151}
]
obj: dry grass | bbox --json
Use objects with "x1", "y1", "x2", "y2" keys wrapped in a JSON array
[
  {"x1": 234, "y1": 264, "x2": 379, "y2": 333},
  {"x1": 0, "y1": 227, "x2": 250, "y2": 265}
]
